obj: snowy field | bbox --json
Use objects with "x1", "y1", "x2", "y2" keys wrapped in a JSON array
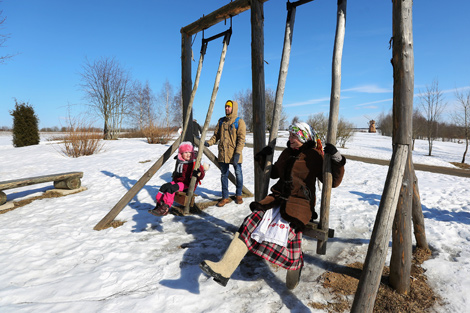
[{"x1": 0, "y1": 131, "x2": 469, "y2": 312}]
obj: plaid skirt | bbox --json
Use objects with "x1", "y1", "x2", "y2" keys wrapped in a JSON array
[{"x1": 238, "y1": 210, "x2": 303, "y2": 270}]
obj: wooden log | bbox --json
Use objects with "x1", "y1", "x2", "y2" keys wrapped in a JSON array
[
  {"x1": 392, "y1": 0, "x2": 414, "y2": 145},
  {"x1": 0, "y1": 191, "x2": 7, "y2": 206},
  {"x1": 317, "y1": 0, "x2": 347, "y2": 255},
  {"x1": 262, "y1": 2, "x2": 297, "y2": 199},
  {"x1": 411, "y1": 166, "x2": 429, "y2": 250},
  {"x1": 184, "y1": 35, "x2": 230, "y2": 215},
  {"x1": 251, "y1": 0, "x2": 266, "y2": 202},
  {"x1": 181, "y1": 0, "x2": 269, "y2": 36},
  {"x1": 181, "y1": 31, "x2": 193, "y2": 143},
  {"x1": 351, "y1": 144, "x2": 408, "y2": 313},
  {"x1": 390, "y1": 148, "x2": 413, "y2": 293},
  {"x1": 0, "y1": 172, "x2": 83, "y2": 191},
  {"x1": 93, "y1": 137, "x2": 181, "y2": 231},
  {"x1": 54, "y1": 177, "x2": 81, "y2": 190}
]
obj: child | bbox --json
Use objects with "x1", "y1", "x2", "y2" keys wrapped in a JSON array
[{"x1": 149, "y1": 141, "x2": 208, "y2": 216}]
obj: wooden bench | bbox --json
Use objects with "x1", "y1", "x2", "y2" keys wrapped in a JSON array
[
  {"x1": 173, "y1": 191, "x2": 198, "y2": 207},
  {"x1": 0, "y1": 172, "x2": 83, "y2": 205}
]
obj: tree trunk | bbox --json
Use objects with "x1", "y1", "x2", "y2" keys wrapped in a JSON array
[{"x1": 411, "y1": 167, "x2": 429, "y2": 250}]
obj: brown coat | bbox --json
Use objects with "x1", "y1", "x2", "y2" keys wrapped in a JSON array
[
  {"x1": 207, "y1": 100, "x2": 246, "y2": 164},
  {"x1": 257, "y1": 140, "x2": 346, "y2": 230}
]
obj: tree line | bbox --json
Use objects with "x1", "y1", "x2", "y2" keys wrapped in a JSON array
[{"x1": 377, "y1": 79, "x2": 470, "y2": 163}]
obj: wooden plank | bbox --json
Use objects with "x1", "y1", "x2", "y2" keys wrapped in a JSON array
[
  {"x1": 0, "y1": 172, "x2": 83, "y2": 190},
  {"x1": 251, "y1": 0, "x2": 266, "y2": 202},
  {"x1": 181, "y1": 31, "x2": 193, "y2": 143},
  {"x1": 351, "y1": 144, "x2": 408, "y2": 313},
  {"x1": 181, "y1": 0, "x2": 269, "y2": 36},
  {"x1": 93, "y1": 137, "x2": 181, "y2": 230},
  {"x1": 317, "y1": 0, "x2": 347, "y2": 255}
]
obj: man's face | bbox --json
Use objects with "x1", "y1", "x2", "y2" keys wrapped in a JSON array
[{"x1": 225, "y1": 105, "x2": 232, "y2": 115}]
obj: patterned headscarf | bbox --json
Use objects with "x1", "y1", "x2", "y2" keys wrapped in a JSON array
[{"x1": 288, "y1": 122, "x2": 316, "y2": 143}]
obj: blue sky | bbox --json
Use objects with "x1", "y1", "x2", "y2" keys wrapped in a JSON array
[{"x1": 1, "y1": 0, "x2": 469, "y2": 129}]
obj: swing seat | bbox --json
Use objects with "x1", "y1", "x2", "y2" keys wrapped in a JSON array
[
  {"x1": 303, "y1": 221, "x2": 335, "y2": 241},
  {"x1": 174, "y1": 191, "x2": 198, "y2": 207}
]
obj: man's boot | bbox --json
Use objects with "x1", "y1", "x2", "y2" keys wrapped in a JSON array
[{"x1": 199, "y1": 232, "x2": 248, "y2": 287}]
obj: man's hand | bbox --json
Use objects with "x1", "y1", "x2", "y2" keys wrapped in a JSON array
[{"x1": 232, "y1": 153, "x2": 240, "y2": 166}]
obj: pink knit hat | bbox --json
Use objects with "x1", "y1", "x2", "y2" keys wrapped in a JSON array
[{"x1": 178, "y1": 141, "x2": 194, "y2": 160}]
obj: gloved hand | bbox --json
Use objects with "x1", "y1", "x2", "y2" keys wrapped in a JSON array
[
  {"x1": 249, "y1": 201, "x2": 267, "y2": 212},
  {"x1": 159, "y1": 182, "x2": 180, "y2": 194},
  {"x1": 192, "y1": 169, "x2": 201, "y2": 177},
  {"x1": 232, "y1": 153, "x2": 240, "y2": 166},
  {"x1": 324, "y1": 143, "x2": 342, "y2": 162},
  {"x1": 254, "y1": 146, "x2": 273, "y2": 168},
  {"x1": 204, "y1": 141, "x2": 210, "y2": 147}
]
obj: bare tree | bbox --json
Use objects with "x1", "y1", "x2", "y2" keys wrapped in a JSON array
[
  {"x1": 157, "y1": 80, "x2": 176, "y2": 128},
  {"x1": 412, "y1": 109, "x2": 426, "y2": 149},
  {"x1": 1, "y1": 5, "x2": 15, "y2": 64},
  {"x1": 419, "y1": 79, "x2": 447, "y2": 156},
  {"x1": 336, "y1": 117, "x2": 355, "y2": 148},
  {"x1": 235, "y1": 87, "x2": 287, "y2": 131},
  {"x1": 80, "y1": 57, "x2": 132, "y2": 139},
  {"x1": 171, "y1": 86, "x2": 183, "y2": 127},
  {"x1": 235, "y1": 88, "x2": 253, "y2": 131},
  {"x1": 307, "y1": 112, "x2": 328, "y2": 142},
  {"x1": 453, "y1": 87, "x2": 470, "y2": 163},
  {"x1": 377, "y1": 111, "x2": 393, "y2": 137},
  {"x1": 291, "y1": 116, "x2": 300, "y2": 125},
  {"x1": 128, "y1": 80, "x2": 156, "y2": 130}
]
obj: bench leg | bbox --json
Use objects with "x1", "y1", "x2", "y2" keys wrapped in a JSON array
[
  {"x1": 0, "y1": 191, "x2": 6, "y2": 206},
  {"x1": 54, "y1": 177, "x2": 81, "y2": 190}
]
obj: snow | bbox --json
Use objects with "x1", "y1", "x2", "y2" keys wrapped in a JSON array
[{"x1": 0, "y1": 131, "x2": 469, "y2": 313}]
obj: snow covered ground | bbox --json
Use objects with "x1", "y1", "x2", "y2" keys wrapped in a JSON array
[{"x1": 0, "y1": 131, "x2": 469, "y2": 312}]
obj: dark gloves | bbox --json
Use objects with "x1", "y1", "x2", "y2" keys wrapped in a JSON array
[
  {"x1": 159, "y1": 182, "x2": 180, "y2": 194},
  {"x1": 324, "y1": 143, "x2": 342, "y2": 162},
  {"x1": 204, "y1": 141, "x2": 210, "y2": 147},
  {"x1": 192, "y1": 169, "x2": 201, "y2": 177},
  {"x1": 254, "y1": 146, "x2": 273, "y2": 168},
  {"x1": 232, "y1": 153, "x2": 240, "y2": 166},
  {"x1": 250, "y1": 201, "x2": 266, "y2": 212}
]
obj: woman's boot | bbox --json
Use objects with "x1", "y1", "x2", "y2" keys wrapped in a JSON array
[{"x1": 199, "y1": 232, "x2": 248, "y2": 287}]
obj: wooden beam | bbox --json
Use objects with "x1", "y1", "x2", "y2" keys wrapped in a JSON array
[
  {"x1": 317, "y1": 0, "x2": 347, "y2": 255},
  {"x1": 262, "y1": 3, "x2": 297, "y2": 199},
  {"x1": 351, "y1": 144, "x2": 409, "y2": 313},
  {"x1": 181, "y1": 32, "x2": 193, "y2": 143},
  {"x1": 181, "y1": 0, "x2": 269, "y2": 36},
  {"x1": 93, "y1": 137, "x2": 181, "y2": 230},
  {"x1": 251, "y1": 0, "x2": 266, "y2": 202}
]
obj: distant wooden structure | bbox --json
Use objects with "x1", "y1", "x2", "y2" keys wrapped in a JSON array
[{"x1": 368, "y1": 119, "x2": 377, "y2": 133}]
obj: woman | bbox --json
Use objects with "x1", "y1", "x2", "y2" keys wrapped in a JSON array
[{"x1": 199, "y1": 122, "x2": 346, "y2": 289}]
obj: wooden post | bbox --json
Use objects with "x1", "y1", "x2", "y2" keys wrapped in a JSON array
[
  {"x1": 181, "y1": 31, "x2": 193, "y2": 143},
  {"x1": 180, "y1": 43, "x2": 206, "y2": 144},
  {"x1": 184, "y1": 35, "x2": 230, "y2": 215},
  {"x1": 262, "y1": 2, "x2": 297, "y2": 199},
  {"x1": 389, "y1": 0, "x2": 414, "y2": 294},
  {"x1": 390, "y1": 148, "x2": 413, "y2": 293},
  {"x1": 251, "y1": 0, "x2": 267, "y2": 202},
  {"x1": 317, "y1": 0, "x2": 347, "y2": 255},
  {"x1": 93, "y1": 137, "x2": 181, "y2": 230},
  {"x1": 411, "y1": 168, "x2": 428, "y2": 250},
  {"x1": 351, "y1": 144, "x2": 409, "y2": 313}
]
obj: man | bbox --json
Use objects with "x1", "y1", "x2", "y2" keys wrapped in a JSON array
[
  {"x1": 205, "y1": 100, "x2": 246, "y2": 207},
  {"x1": 192, "y1": 119, "x2": 202, "y2": 139}
]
